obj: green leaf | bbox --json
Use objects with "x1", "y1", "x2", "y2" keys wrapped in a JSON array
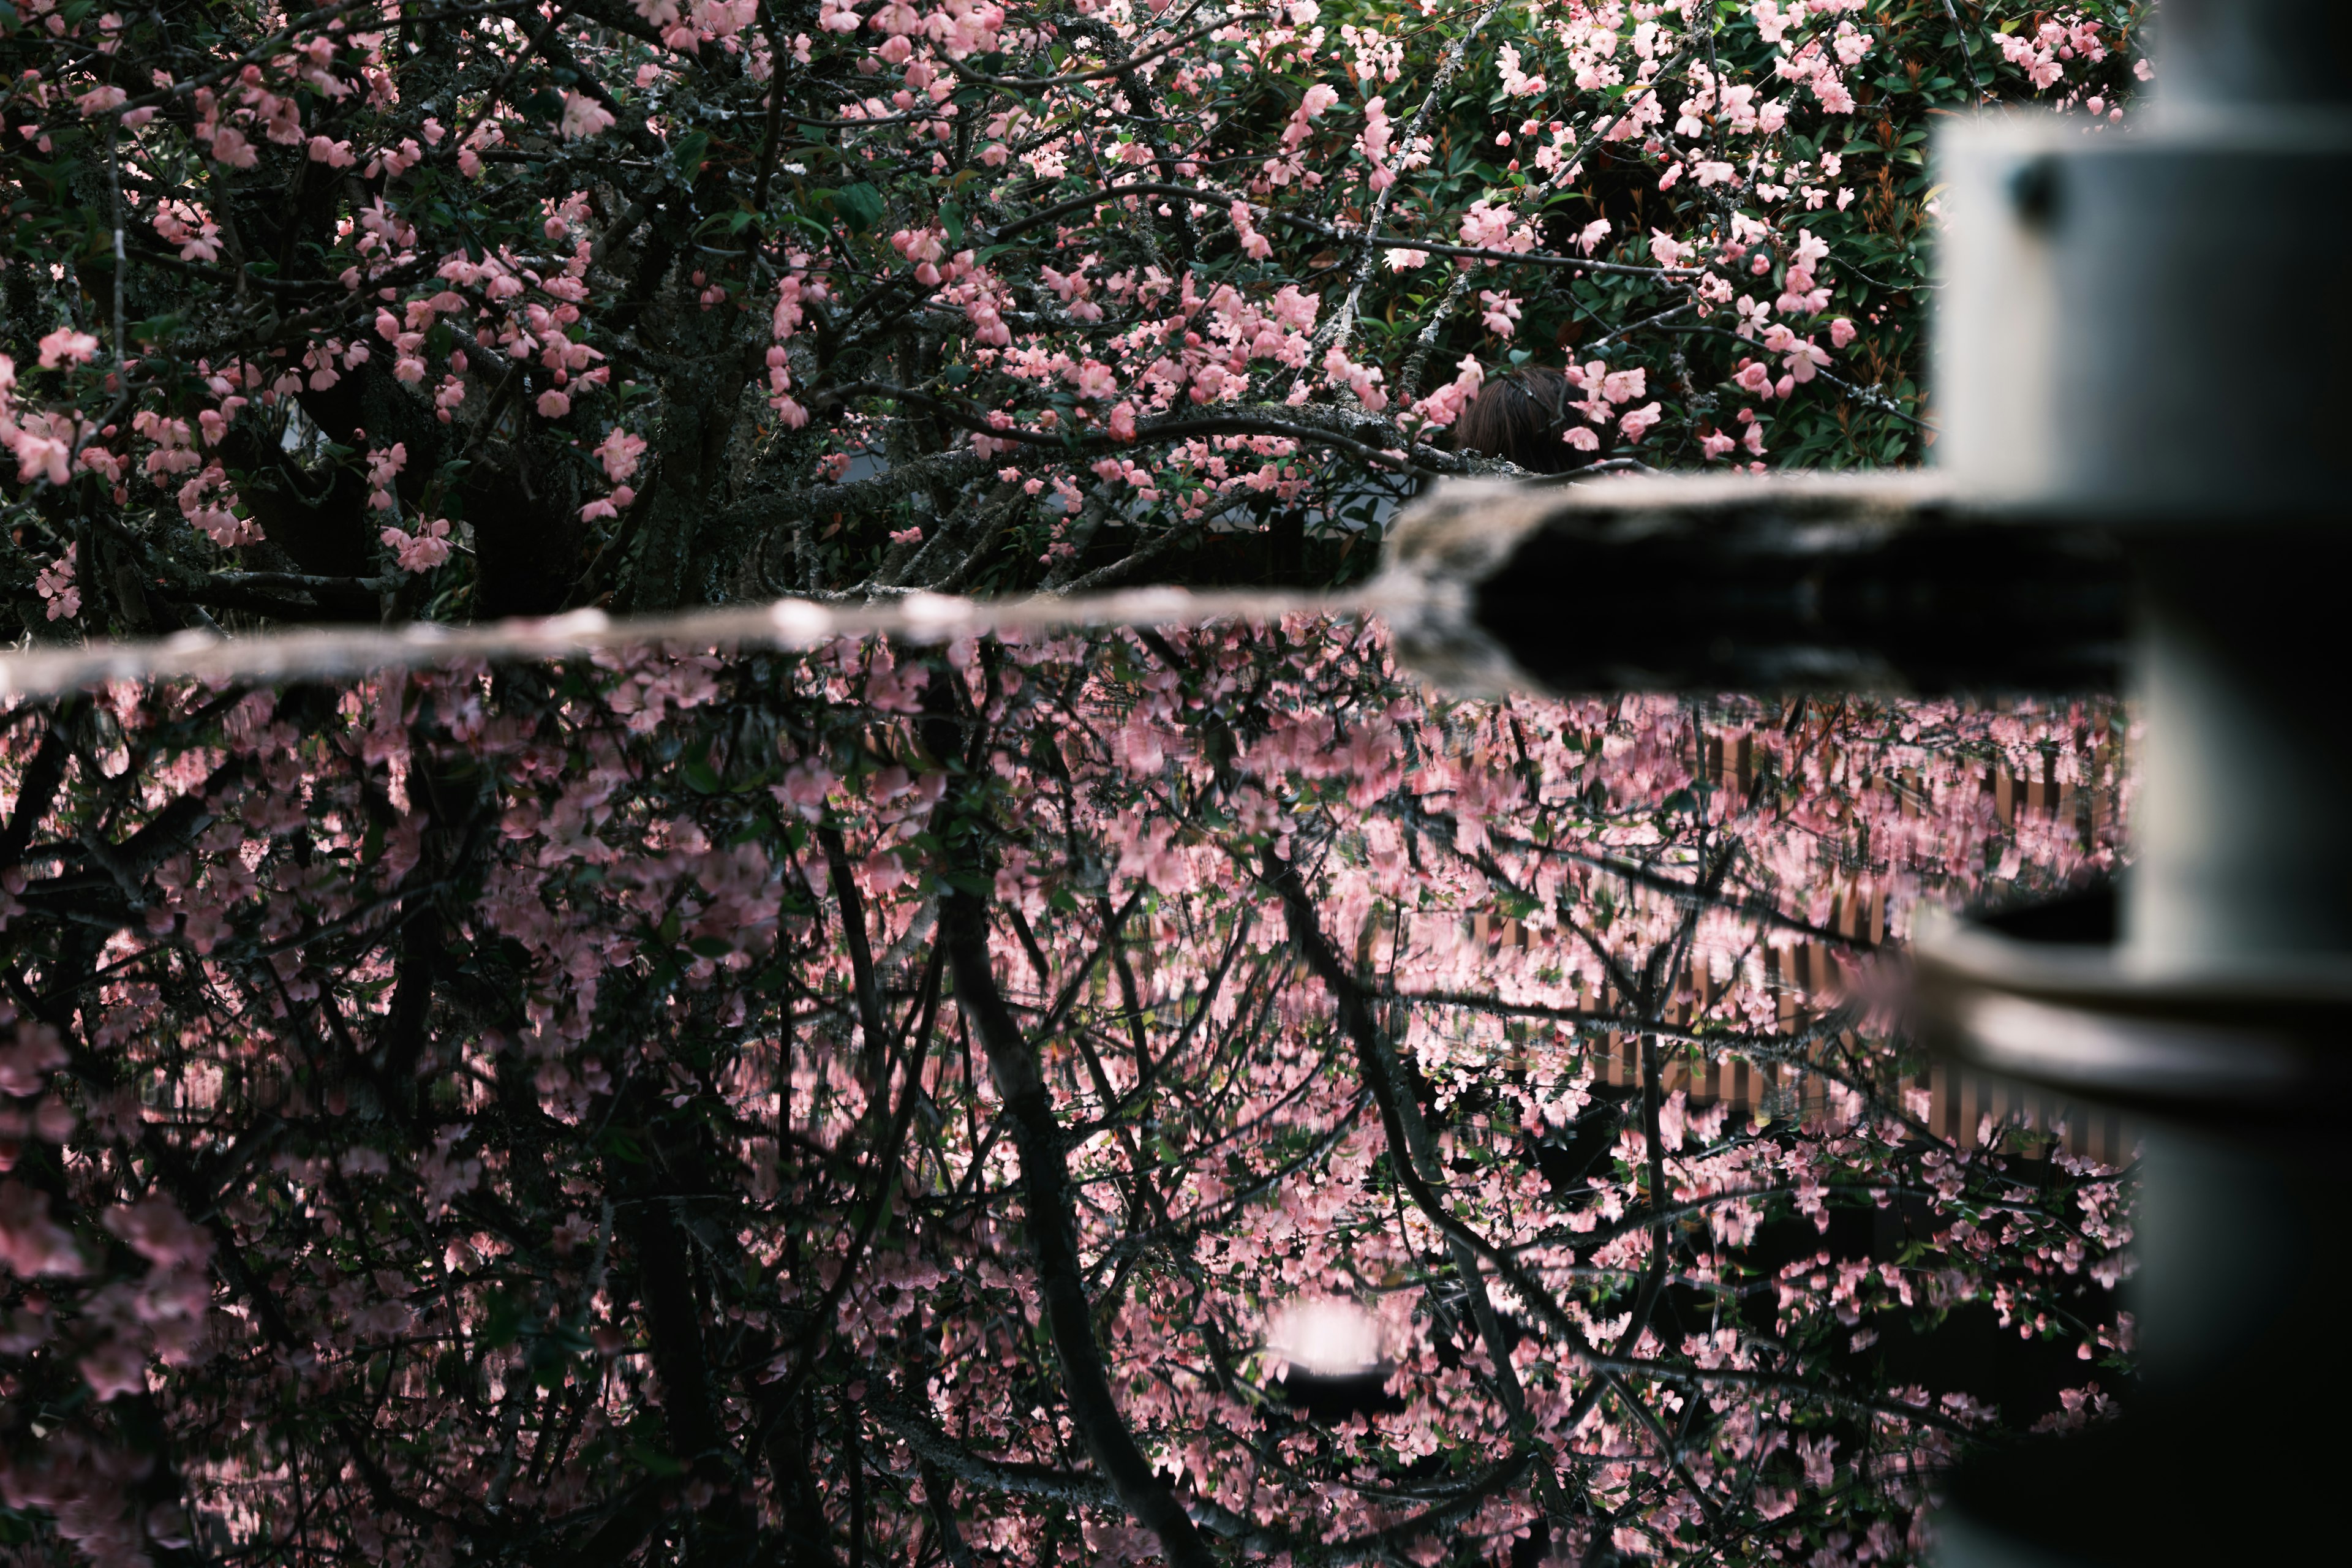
[
  {"x1": 941, "y1": 199, "x2": 965, "y2": 246},
  {"x1": 671, "y1": 129, "x2": 713, "y2": 178},
  {"x1": 1494, "y1": 888, "x2": 1538, "y2": 920},
  {"x1": 834, "y1": 182, "x2": 886, "y2": 233}
]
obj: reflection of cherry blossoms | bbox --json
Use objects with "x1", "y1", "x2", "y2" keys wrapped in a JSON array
[{"x1": 0, "y1": 621, "x2": 2132, "y2": 1567}]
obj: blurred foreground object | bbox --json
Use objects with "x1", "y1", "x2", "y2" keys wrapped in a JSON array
[
  {"x1": 1374, "y1": 472, "x2": 2127, "y2": 697},
  {"x1": 1380, "y1": 2, "x2": 2352, "y2": 1562}
]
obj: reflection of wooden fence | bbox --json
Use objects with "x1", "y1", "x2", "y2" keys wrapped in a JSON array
[
  {"x1": 1581, "y1": 1034, "x2": 2131, "y2": 1165},
  {"x1": 1700, "y1": 726, "x2": 2111, "y2": 840},
  {"x1": 1413, "y1": 723, "x2": 2135, "y2": 1164},
  {"x1": 1453, "y1": 894, "x2": 2134, "y2": 1166}
]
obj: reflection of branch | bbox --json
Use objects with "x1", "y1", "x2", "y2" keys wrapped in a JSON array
[
  {"x1": 875, "y1": 1401, "x2": 1117, "y2": 1509},
  {"x1": 764, "y1": 947, "x2": 943, "y2": 1408},
  {"x1": 1088, "y1": 1087, "x2": 1371, "y2": 1265},
  {"x1": 0, "y1": 706, "x2": 72, "y2": 870},
  {"x1": 880, "y1": 1396, "x2": 1534, "y2": 1566},
  {"x1": 1603, "y1": 1370, "x2": 1721, "y2": 1533},
  {"x1": 819, "y1": 823, "x2": 891, "y2": 1079},
  {"x1": 1430, "y1": 809, "x2": 1884, "y2": 954},
  {"x1": 1580, "y1": 1349, "x2": 1971, "y2": 1436},
  {"x1": 933, "y1": 814, "x2": 1216, "y2": 1567},
  {"x1": 1511, "y1": 1183, "x2": 1806, "y2": 1254},
  {"x1": 1264, "y1": 849, "x2": 1583, "y2": 1346},
  {"x1": 1376, "y1": 987, "x2": 1859, "y2": 1055}
]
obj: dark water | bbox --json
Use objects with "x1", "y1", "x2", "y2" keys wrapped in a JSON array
[{"x1": 0, "y1": 619, "x2": 2131, "y2": 1568}]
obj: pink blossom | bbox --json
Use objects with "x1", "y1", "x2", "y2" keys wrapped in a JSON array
[
  {"x1": 32, "y1": 548, "x2": 77, "y2": 620},
  {"x1": 9, "y1": 423, "x2": 74, "y2": 486},
  {"x1": 560, "y1": 90, "x2": 617, "y2": 139},
  {"x1": 0, "y1": 1180, "x2": 85, "y2": 1276},
  {"x1": 0, "y1": 1023, "x2": 67, "y2": 1096},
  {"x1": 209, "y1": 126, "x2": 260, "y2": 168},
  {"x1": 1782, "y1": 337, "x2": 1831, "y2": 383},
  {"x1": 597, "y1": 428, "x2": 650, "y2": 482},
  {"x1": 382, "y1": 517, "x2": 454, "y2": 573},
  {"x1": 1600, "y1": 368, "x2": 1646, "y2": 404},
  {"x1": 775, "y1": 760, "x2": 837, "y2": 820},
  {"x1": 104, "y1": 1196, "x2": 215, "y2": 1270},
  {"x1": 1616, "y1": 401, "x2": 1663, "y2": 442},
  {"x1": 80, "y1": 1338, "x2": 149, "y2": 1401},
  {"x1": 37, "y1": 329, "x2": 99, "y2": 369}
]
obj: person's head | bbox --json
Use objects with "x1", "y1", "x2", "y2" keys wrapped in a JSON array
[{"x1": 1454, "y1": 369, "x2": 1586, "y2": 474}]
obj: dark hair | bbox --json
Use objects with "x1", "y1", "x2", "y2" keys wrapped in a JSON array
[{"x1": 1453, "y1": 369, "x2": 1586, "y2": 475}]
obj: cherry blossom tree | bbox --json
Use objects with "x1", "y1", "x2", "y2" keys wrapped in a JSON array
[
  {"x1": 0, "y1": 1, "x2": 2143, "y2": 632},
  {"x1": 0, "y1": 619, "x2": 2131, "y2": 1566}
]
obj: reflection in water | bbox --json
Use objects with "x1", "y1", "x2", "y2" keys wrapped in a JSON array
[
  {"x1": 0, "y1": 621, "x2": 2132, "y2": 1567},
  {"x1": 1265, "y1": 1299, "x2": 1387, "y2": 1379}
]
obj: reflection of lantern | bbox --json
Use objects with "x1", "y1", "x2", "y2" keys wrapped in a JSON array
[
  {"x1": 1265, "y1": 1298, "x2": 1385, "y2": 1378},
  {"x1": 1267, "y1": 1299, "x2": 1397, "y2": 1425}
]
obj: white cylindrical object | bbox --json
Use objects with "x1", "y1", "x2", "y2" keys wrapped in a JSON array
[{"x1": 1937, "y1": 111, "x2": 2352, "y2": 524}]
